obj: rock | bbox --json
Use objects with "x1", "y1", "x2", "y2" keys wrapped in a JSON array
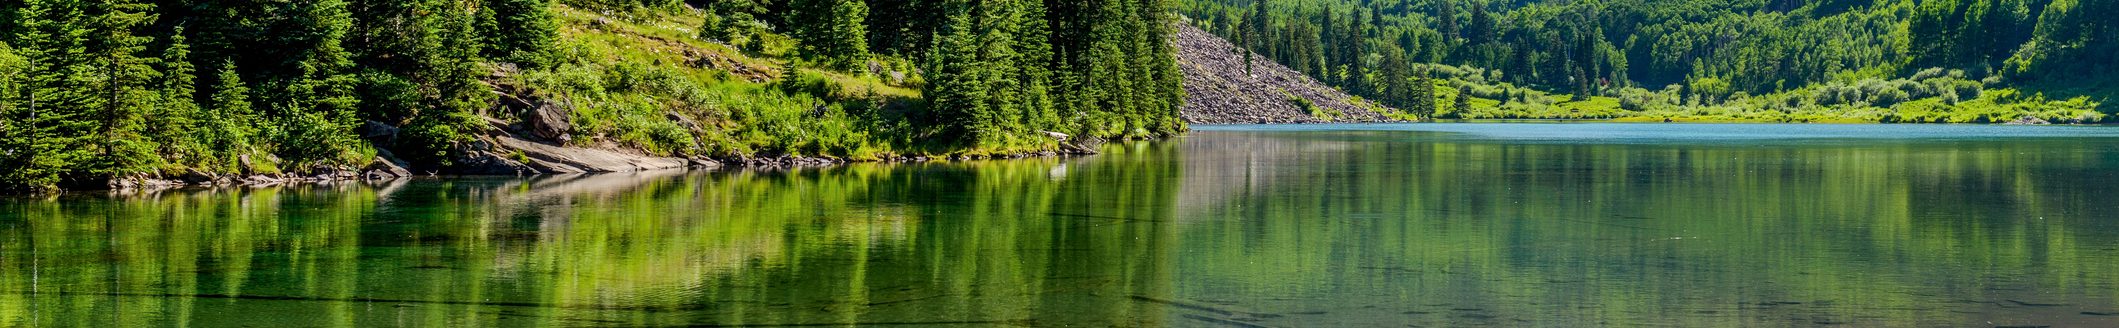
[
  {"x1": 359, "y1": 120, "x2": 399, "y2": 141},
  {"x1": 237, "y1": 155, "x2": 256, "y2": 175},
  {"x1": 526, "y1": 98, "x2": 572, "y2": 143},
  {"x1": 453, "y1": 150, "x2": 538, "y2": 176},
  {"x1": 178, "y1": 169, "x2": 217, "y2": 184},
  {"x1": 1169, "y1": 21, "x2": 1392, "y2": 124},
  {"x1": 363, "y1": 155, "x2": 412, "y2": 179},
  {"x1": 690, "y1": 157, "x2": 724, "y2": 169},
  {"x1": 241, "y1": 174, "x2": 282, "y2": 185},
  {"x1": 735, "y1": 156, "x2": 841, "y2": 168},
  {"x1": 2006, "y1": 116, "x2": 2050, "y2": 125},
  {"x1": 448, "y1": 134, "x2": 690, "y2": 175},
  {"x1": 375, "y1": 148, "x2": 414, "y2": 171}
]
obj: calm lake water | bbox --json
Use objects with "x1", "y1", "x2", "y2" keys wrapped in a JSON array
[{"x1": 6, "y1": 123, "x2": 2119, "y2": 327}]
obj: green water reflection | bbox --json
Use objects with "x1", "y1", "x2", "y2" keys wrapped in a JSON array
[{"x1": 5, "y1": 124, "x2": 2119, "y2": 327}]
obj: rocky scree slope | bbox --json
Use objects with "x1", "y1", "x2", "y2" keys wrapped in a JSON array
[{"x1": 1172, "y1": 22, "x2": 1398, "y2": 124}]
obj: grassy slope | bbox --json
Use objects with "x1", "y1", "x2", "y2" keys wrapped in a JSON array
[
  {"x1": 1426, "y1": 67, "x2": 2107, "y2": 124},
  {"x1": 503, "y1": 5, "x2": 933, "y2": 161}
]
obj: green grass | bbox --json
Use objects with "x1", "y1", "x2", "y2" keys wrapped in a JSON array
[{"x1": 509, "y1": 5, "x2": 986, "y2": 160}]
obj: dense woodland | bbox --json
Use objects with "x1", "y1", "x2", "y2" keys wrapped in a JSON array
[
  {"x1": 1182, "y1": 0, "x2": 2115, "y2": 122},
  {"x1": 0, "y1": 0, "x2": 1185, "y2": 191},
  {"x1": 2, "y1": 0, "x2": 2114, "y2": 191}
]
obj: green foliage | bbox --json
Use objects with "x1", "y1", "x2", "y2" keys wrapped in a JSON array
[
  {"x1": 1183, "y1": 0, "x2": 2110, "y2": 123},
  {"x1": 478, "y1": 0, "x2": 558, "y2": 67},
  {"x1": 554, "y1": 0, "x2": 680, "y2": 13},
  {"x1": 788, "y1": 0, "x2": 870, "y2": 71},
  {"x1": 148, "y1": 28, "x2": 203, "y2": 170},
  {"x1": 202, "y1": 62, "x2": 261, "y2": 172}
]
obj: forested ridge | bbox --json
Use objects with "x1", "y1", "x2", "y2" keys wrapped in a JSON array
[
  {"x1": 4, "y1": 0, "x2": 2114, "y2": 191},
  {"x1": 0, "y1": 0, "x2": 1185, "y2": 191},
  {"x1": 1181, "y1": 0, "x2": 2116, "y2": 122}
]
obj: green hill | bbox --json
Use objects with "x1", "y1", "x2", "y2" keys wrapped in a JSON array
[{"x1": 1179, "y1": 0, "x2": 2116, "y2": 122}]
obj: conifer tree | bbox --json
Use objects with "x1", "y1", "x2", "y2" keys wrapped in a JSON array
[
  {"x1": 1379, "y1": 47, "x2": 1411, "y2": 109},
  {"x1": 1237, "y1": 0, "x2": 1254, "y2": 74},
  {"x1": 399, "y1": 1, "x2": 491, "y2": 165},
  {"x1": 791, "y1": 0, "x2": 870, "y2": 71},
  {"x1": 1437, "y1": 0, "x2": 1460, "y2": 41},
  {"x1": 81, "y1": 0, "x2": 159, "y2": 181},
  {"x1": 477, "y1": 0, "x2": 556, "y2": 67},
  {"x1": 1454, "y1": 84, "x2": 1474, "y2": 117},
  {"x1": 1410, "y1": 67, "x2": 1437, "y2": 119},
  {"x1": 6, "y1": 0, "x2": 92, "y2": 190},
  {"x1": 204, "y1": 61, "x2": 256, "y2": 169},
  {"x1": 1340, "y1": 7, "x2": 1367, "y2": 96},
  {"x1": 1467, "y1": 1, "x2": 1494, "y2": 45},
  {"x1": 151, "y1": 27, "x2": 203, "y2": 165},
  {"x1": 273, "y1": 0, "x2": 363, "y2": 166}
]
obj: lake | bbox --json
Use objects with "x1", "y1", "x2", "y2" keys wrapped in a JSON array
[{"x1": 5, "y1": 123, "x2": 2119, "y2": 327}]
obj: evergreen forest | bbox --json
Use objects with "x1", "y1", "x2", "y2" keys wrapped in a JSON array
[
  {"x1": 1182, "y1": 0, "x2": 2115, "y2": 122},
  {"x1": 0, "y1": 0, "x2": 1186, "y2": 191},
  {"x1": 2, "y1": 0, "x2": 2115, "y2": 191}
]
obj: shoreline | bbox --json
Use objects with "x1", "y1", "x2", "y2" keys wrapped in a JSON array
[
  {"x1": 89, "y1": 148, "x2": 1102, "y2": 194},
  {"x1": 77, "y1": 118, "x2": 2103, "y2": 194}
]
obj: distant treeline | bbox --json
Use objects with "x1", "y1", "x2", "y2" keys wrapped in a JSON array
[{"x1": 1182, "y1": 0, "x2": 2116, "y2": 120}]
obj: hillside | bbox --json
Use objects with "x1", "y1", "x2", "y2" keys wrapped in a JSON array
[
  {"x1": 1178, "y1": 0, "x2": 2115, "y2": 123},
  {"x1": 0, "y1": 0, "x2": 1189, "y2": 191},
  {"x1": 1174, "y1": 22, "x2": 1403, "y2": 124}
]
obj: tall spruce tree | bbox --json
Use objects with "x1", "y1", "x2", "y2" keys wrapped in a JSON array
[
  {"x1": 151, "y1": 27, "x2": 202, "y2": 165},
  {"x1": 1410, "y1": 67, "x2": 1436, "y2": 119},
  {"x1": 81, "y1": 0, "x2": 159, "y2": 182},
  {"x1": 1467, "y1": 1, "x2": 1493, "y2": 45},
  {"x1": 274, "y1": 0, "x2": 363, "y2": 166},
  {"x1": 791, "y1": 0, "x2": 870, "y2": 71},
  {"x1": 1379, "y1": 46, "x2": 1411, "y2": 109},
  {"x1": 1437, "y1": 0, "x2": 1460, "y2": 41},
  {"x1": 6, "y1": 0, "x2": 92, "y2": 190},
  {"x1": 477, "y1": 0, "x2": 556, "y2": 67},
  {"x1": 1454, "y1": 83, "x2": 1473, "y2": 117},
  {"x1": 204, "y1": 60, "x2": 256, "y2": 170}
]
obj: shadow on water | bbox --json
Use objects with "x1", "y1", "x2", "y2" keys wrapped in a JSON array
[{"x1": 3, "y1": 125, "x2": 2119, "y2": 327}]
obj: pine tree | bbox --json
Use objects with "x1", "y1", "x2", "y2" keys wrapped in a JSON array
[
  {"x1": 926, "y1": 0, "x2": 1033, "y2": 145},
  {"x1": 1379, "y1": 46, "x2": 1410, "y2": 109},
  {"x1": 204, "y1": 61, "x2": 257, "y2": 170},
  {"x1": 791, "y1": 0, "x2": 870, "y2": 71},
  {"x1": 1340, "y1": 7, "x2": 1367, "y2": 96},
  {"x1": 1411, "y1": 67, "x2": 1437, "y2": 120},
  {"x1": 702, "y1": 0, "x2": 767, "y2": 46},
  {"x1": 1437, "y1": 0, "x2": 1460, "y2": 41},
  {"x1": 80, "y1": 0, "x2": 159, "y2": 181},
  {"x1": 151, "y1": 27, "x2": 203, "y2": 166},
  {"x1": 1467, "y1": 1, "x2": 1494, "y2": 45},
  {"x1": 274, "y1": 0, "x2": 363, "y2": 166},
  {"x1": 6, "y1": 0, "x2": 93, "y2": 190},
  {"x1": 1138, "y1": 0, "x2": 1187, "y2": 135},
  {"x1": 1318, "y1": 9, "x2": 1337, "y2": 84},
  {"x1": 1454, "y1": 84, "x2": 1474, "y2": 117},
  {"x1": 477, "y1": 0, "x2": 556, "y2": 67},
  {"x1": 1237, "y1": 0, "x2": 1254, "y2": 74},
  {"x1": 399, "y1": 1, "x2": 491, "y2": 165}
]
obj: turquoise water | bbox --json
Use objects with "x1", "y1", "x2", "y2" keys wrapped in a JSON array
[{"x1": 4, "y1": 123, "x2": 2119, "y2": 327}]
